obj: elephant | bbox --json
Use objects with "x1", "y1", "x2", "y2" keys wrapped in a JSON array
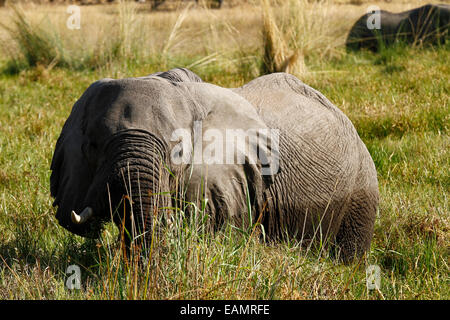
[
  {"x1": 346, "y1": 4, "x2": 450, "y2": 51},
  {"x1": 50, "y1": 68, "x2": 379, "y2": 262}
]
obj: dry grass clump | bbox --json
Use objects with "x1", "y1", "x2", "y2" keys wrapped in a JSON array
[
  {"x1": 261, "y1": 0, "x2": 306, "y2": 76},
  {"x1": 0, "y1": 6, "x2": 65, "y2": 71},
  {"x1": 260, "y1": 0, "x2": 358, "y2": 78}
]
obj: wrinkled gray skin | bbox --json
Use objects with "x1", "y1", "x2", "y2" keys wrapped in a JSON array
[
  {"x1": 51, "y1": 68, "x2": 379, "y2": 262},
  {"x1": 346, "y1": 4, "x2": 450, "y2": 51}
]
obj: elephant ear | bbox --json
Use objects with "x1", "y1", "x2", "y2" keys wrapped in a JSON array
[
  {"x1": 50, "y1": 79, "x2": 112, "y2": 225},
  {"x1": 182, "y1": 83, "x2": 278, "y2": 227}
]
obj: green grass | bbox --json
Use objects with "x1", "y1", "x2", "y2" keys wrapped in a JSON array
[{"x1": 0, "y1": 4, "x2": 449, "y2": 300}]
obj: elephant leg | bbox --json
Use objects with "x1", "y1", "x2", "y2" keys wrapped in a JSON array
[{"x1": 334, "y1": 189, "x2": 378, "y2": 263}]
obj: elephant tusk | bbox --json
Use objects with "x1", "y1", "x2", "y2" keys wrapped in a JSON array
[{"x1": 71, "y1": 207, "x2": 94, "y2": 224}]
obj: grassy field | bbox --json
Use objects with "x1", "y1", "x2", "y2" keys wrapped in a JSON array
[{"x1": 0, "y1": 0, "x2": 448, "y2": 299}]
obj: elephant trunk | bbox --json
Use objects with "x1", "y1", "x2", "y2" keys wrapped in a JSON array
[
  {"x1": 107, "y1": 130, "x2": 169, "y2": 247},
  {"x1": 79, "y1": 130, "x2": 169, "y2": 246}
]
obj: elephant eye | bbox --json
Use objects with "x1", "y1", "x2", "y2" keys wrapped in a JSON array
[
  {"x1": 89, "y1": 141, "x2": 98, "y2": 150},
  {"x1": 81, "y1": 141, "x2": 98, "y2": 158}
]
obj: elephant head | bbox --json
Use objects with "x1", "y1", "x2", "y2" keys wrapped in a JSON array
[{"x1": 50, "y1": 68, "x2": 275, "y2": 247}]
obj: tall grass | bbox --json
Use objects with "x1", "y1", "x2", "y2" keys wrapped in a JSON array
[
  {"x1": 0, "y1": 0, "x2": 354, "y2": 78},
  {"x1": 261, "y1": 0, "x2": 292, "y2": 74},
  {"x1": 278, "y1": 0, "x2": 350, "y2": 59},
  {"x1": 0, "y1": 0, "x2": 448, "y2": 300},
  {"x1": 52, "y1": 182, "x2": 345, "y2": 300},
  {"x1": 260, "y1": 0, "x2": 358, "y2": 78},
  {"x1": 0, "y1": 2, "x2": 145, "y2": 72},
  {"x1": 0, "y1": 2, "x2": 261, "y2": 77},
  {"x1": 0, "y1": 6, "x2": 65, "y2": 73}
]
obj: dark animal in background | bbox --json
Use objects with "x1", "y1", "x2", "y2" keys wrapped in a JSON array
[
  {"x1": 50, "y1": 68, "x2": 379, "y2": 262},
  {"x1": 151, "y1": 0, "x2": 223, "y2": 10},
  {"x1": 346, "y1": 4, "x2": 450, "y2": 51}
]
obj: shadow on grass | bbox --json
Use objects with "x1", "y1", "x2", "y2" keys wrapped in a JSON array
[{"x1": 0, "y1": 227, "x2": 104, "y2": 291}]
